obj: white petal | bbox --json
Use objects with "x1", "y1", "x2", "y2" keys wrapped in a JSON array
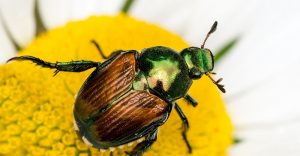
[
  {"x1": 230, "y1": 121, "x2": 300, "y2": 156},
  {"x1": 0, "y1": 18, "x2": 16, "y2": 64},
  {"x1": 38, "y1": 0, "x2": 73, "y2": 29},
  {"x1": 212, "y1": 1, "x2": 300, "y2": 154},
  {"x1": 216, "y1": 0, "x2": 300, "y2": 126},
  {"x1": 0, "y1": 0, "x2": 35, "y2": 47},
  {"x1": 226, "y1": 62, "x2": 300, "y2": 126},
  {"x1": 39, "y1": 0, "x2": 123, "y2": 29},
  {"x1": 70, "y1": 0, "x2": 123, "y2": 20},
  {"x1": 177, "y1": 0, "x2": 256, "y2": 48},
  {"x1": 131, "y1": 0, "x2": 195, "y2": 35},
  {"x1": 131, "y1": 0, "x2": 258, "y2": 48}
]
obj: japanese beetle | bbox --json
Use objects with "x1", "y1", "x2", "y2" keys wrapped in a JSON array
[{"x1": 7, "y1": 21, "x2": 225, "y2": 156}]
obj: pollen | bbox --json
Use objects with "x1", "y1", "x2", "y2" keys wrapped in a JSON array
[{"x1": 0, "y1": 14, "x2": 232, "y2": 155}]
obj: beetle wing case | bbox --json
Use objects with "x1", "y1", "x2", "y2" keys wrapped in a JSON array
[
  {"x1": 89, "y1": 91, "x2": 168, "y2": 148},
  {"x1": 74, "y1": 51, "x2": 137, "y2": 121},
  {"x1": 73, "y1": 51, "x2": 169, "y2": 148}
]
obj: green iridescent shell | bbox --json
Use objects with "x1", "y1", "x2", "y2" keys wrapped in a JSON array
[
  {"x1": 138, "y1": 46, "x2": 192, "y2": 101},
  {"x1": 181, "y1": 47, "x2": 214, "y2": 73}
]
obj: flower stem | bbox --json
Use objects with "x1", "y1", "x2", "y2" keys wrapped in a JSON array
[{"x1": 121, "y1": 0, "x2": 135, "y2": 14}]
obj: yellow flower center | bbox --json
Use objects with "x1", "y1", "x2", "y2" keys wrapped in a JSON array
[{"x1": 0, "y1": 14, "x2": 232, "y2": 156}]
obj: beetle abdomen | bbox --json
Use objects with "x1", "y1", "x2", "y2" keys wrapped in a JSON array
[{"x1": 74, "y1": 51, "x2": 137, "y2": 122}]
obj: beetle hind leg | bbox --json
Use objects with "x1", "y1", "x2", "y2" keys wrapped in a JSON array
[
  {"x1": 175, "y1": 103, "x2": 192, "y2": 153},
  {"x1": 126, "y1": 129, "x2": 158, "y2": 156},
  {"x1": 7, "y1": 56, "x2": 99, "y2": 76}
]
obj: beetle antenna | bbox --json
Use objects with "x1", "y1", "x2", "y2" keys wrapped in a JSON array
[
  {"x1": 206, "y1": 73, "x2": 226, "y2": 93},
  {"x1": 201, "y1": 21, "x2": 218, "y2": 48}
]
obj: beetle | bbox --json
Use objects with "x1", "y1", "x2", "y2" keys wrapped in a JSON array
[{"x1": 7, "y1": 21, "x2": 225, "y2": 156}]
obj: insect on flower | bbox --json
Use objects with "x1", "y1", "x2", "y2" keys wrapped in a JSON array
[{"x1": 7, "y1": 21, "x2": 225, "y2": 156}]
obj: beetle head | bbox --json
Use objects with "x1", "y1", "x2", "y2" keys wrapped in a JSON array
[
  {"x1": 180, "y1": 21, "x2": 226, "y2": 93},
  {"x1": 181, "y1": 47, "x2": 214, "y2": 78}
]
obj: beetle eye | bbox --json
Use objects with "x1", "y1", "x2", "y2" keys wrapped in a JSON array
[{"x1": 189, "y1": 67, "x2": 202, "y2": 79}]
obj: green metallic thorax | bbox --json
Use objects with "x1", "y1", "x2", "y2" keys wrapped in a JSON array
[
  {"x1": 133, "y1": 71, "x2": 148, "y2": 91},
  {"x1": 138, "y1": 46, "x2": 192, "y2": 101}
]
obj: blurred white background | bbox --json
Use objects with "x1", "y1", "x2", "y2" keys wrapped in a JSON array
[{"x1": 1, "y1": 0, "x2": 300, "y2": 155}]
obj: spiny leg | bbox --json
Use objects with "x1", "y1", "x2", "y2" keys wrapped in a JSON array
[
  {"x1": 175, "y1": 103, "x2": 192, "y2": 153},
  {"x1": 91, "y1": 40, "x2": 108, "y2": 59},
  {"x1": 91, "y1": 40, "x2": 124, "y2": 59},
  {"x1": 7, "y1": 56, "x2": 99, "y2": 76},
  {"x1": 184, "y1": 94, "x2": 198, "y2": 107},
  {"x1": 126, "y1": 129, "x2": 158, "y2": 156}
]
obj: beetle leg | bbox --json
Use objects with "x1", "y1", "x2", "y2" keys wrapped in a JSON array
[
  {"x1": 184, "y1": 94, "x2": 198, "y2": 107},
  {"x1": 91, "y1": 40, "x2": 124, "y2": 59},
  {"x1": 110, "y1": 151, "x2": 114, "y2": 156},
  {"x1": 91, "y1": 40, "x2": 108, "y2": 59},
  {"x1": 126, "y1": 129, "x2": 158, "y2": 156},
  {"x1": 7, "y1": 56, "x2": 99, "y2": 76},
  {"x1": 175, "y1": 103, "x2": 192, "y2": 153}
]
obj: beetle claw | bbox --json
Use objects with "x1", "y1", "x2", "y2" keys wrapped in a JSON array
[
  {"x1": 180, "y1": 123, "x2": 189, "y2": 132},
  {"x1": 53, "y1": 70, "x2": 59, "y2": 76}
]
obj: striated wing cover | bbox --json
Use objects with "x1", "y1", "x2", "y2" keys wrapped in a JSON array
[
  {"x1": 89, "y1": 91, "x2": 169, "y2": 146},
  {"x1": 74, "y1": 51, "x2": 137, "y2": 121}
]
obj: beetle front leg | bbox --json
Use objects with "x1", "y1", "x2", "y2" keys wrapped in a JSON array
[
  {"x1": 7, "y1": 56, "x2": 99, "y2": 76},
  {"x1": 126, "y1": 129, "x2": 158, "y2": 156},
  {"x1": 184, "y1": 94, "x2": 198, "y2": 107},
  {"x1": 175, "y1": 103, "x2": 192, "y2": 153}
]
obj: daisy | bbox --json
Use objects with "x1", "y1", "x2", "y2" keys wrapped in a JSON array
[{"x1": 0, "y1": 0, "x2": 300, "y2": 155}]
